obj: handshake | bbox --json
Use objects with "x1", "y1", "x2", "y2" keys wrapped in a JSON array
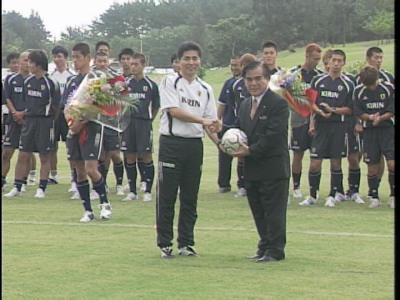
[{"x1": 203, "y1": 119, "x2": 222, "y2": 133}]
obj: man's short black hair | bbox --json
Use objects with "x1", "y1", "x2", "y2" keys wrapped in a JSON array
[
  {"x1": 95, "y1": 41, "x2": 110, "y2": 52},
  {"x1": 242, "y1": 61, "x2": 271, "y2": 80},
  {"x1": 262, "y1": 40, "x2": 278, "y2": 52},
  {"x1": 118, "y1": 48, "x2": 135, "y2": 61},
  {"x1": 72, "y1": 43, "x2": 91, "y2": 56},
  {"x1": 28, "y1": 50, "x2": 48, "y2": 71},
  {"x1": 94, "y1": 51, "x2": 109, "y2": 60},
  {"x1": 51, "y1": 45, "x2": 68, "y2": 58},
  {"x1": 177, "y1": 41, "x2": 202, "y2": 60},
  {"x1": 332, "y1": 49, "x2": 346, "y2": 62},
  {"x1": 6, "y1": 52, "x2": 20, "y2": 64},
  {"x1": 170, "y1": 53, "x2": 178, "y2": 64},
  {"x1": 366, "y1": 46, "x2": 383, "y2": 58}
]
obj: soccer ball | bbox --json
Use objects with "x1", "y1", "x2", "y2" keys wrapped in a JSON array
[{"x1": 221, "y1": 128, "x2": 248, "y2": 155}]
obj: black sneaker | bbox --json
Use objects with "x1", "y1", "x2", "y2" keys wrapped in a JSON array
[
  {"x1": 178, "y1": 246, "x2": 198, "y2": 256},
  {"x1": 48, "y1": 178, "x2": 59, "y2": 185},
  {"x1": 160, "y1": 247, "x2": 174, "y2": 259}
]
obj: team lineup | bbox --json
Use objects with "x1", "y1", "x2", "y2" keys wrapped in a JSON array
[{"x1": 1, "y1": 40, "x2": 395, "y2": 260}]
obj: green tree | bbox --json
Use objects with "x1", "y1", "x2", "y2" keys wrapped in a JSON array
[
  {"x1": 144, "y1": 25, "x2": 191, "y2": 66},
  {"x1": 363, "y1": 9, "x2": 394, "y2": 43},
  {"x1": 188, "y1": 5, "x2": 207, "y2": 61},
  {"x1": 206, "y1": 15, "x2": 255, "y2": 66},
  {"x1": 26, "y1": 11, "x2": 50, "y2": 48},
  {"x1": 2, "y1": 10, "x2": 50, "y2": 66},
  {"x1": 60, "y1": 26, "x2": 92, "y2": 42},
  {"x1": 2, "y1": 13, "x2": 25, "y2": 65},
  {"x1": 2, "y1": 0, "x2": 395, "y2": 68}
]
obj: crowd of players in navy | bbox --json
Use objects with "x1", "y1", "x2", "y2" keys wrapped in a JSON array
[
  {"x1": 216, "y1": 42, "x2": 394, "y2": 210},
  {"x1": 2, "y1": 42, "x2": 161, "y2": 221},
  {"x1": 1, "y1": 41, "x2": 395, "y2": 225}
]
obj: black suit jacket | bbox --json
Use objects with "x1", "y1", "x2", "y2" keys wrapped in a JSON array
[{"x1": 237, "y1": 89, "x2": 290, "y2": 181}]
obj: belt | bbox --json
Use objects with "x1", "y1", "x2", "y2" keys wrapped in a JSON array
[{"x1": 161, "y1": 134, "x2": 201, "y2": 140}]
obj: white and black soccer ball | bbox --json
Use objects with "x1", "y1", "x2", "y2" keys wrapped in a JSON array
[{"x1": 221, "y1": 128, "x2": 248, "y2": 155}]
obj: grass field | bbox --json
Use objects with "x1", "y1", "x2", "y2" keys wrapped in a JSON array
[{"x1": 2, "y1": 40, "x2": 394, "y2": 299}]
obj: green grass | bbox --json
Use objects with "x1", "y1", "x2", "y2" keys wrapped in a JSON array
[{"x1": 2, "y1": 40, "x2": 394, "y2": 299}]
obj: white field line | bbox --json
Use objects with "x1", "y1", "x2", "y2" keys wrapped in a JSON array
[{"x1": 2, "y1": 220, "x2": 393, "y2": 238}]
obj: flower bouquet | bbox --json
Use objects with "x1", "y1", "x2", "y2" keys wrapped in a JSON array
[
  {"x1": 64, "y1": 70, "x2": 137, "y2": 134},
  {"x1": 269, "y1": 69, "x2": 318, "y2": 117}
]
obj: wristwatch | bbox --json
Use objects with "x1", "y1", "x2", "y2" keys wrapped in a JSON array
[{"x1": 332, "y1": 107, "x2": 337, "y2": 113}]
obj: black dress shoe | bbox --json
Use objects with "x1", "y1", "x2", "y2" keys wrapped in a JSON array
[
  {"x1": 255, "y1": 255, "x2": 279, "y2": 263},
  {"x1": 245, "y1": 254, "x2": 264, "y2": 259}
]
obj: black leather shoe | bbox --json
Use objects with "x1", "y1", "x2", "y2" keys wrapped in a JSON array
[
  {"x1": 246, "y1": 254, "x2": 264, "y2": 259},
  {"x1": 218, "y1": 187, "x2": 231, "y2": 193},
  {"x1": 255, "y1": 255, "x2": 280, "y2": 263}
]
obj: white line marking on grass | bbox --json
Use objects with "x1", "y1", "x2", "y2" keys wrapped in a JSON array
[
  {"x1": 203, "y1": 155, "x2": 218, "y2": 160},
  {"x1": 2, "y1": 220, "x2": 393, "y2": 238},
  {"x1": 300, "y1": 231, "x2": 393, "y2": 238},
  {"x1": 2, "y1": 220, "x2": 152, "y2": 228}
]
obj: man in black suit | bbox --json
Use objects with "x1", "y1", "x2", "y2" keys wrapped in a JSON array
[{"x1": 230, "y1": 61, "x2": 290, "y2": 262}]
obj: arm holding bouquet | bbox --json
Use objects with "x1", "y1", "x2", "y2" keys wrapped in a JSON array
[
  {"x1": 64, "y1": 70, "x2": 138, "y2": 136},
  {"x1": 269, "y1": 69, "x2": 318, "y2": 118}
]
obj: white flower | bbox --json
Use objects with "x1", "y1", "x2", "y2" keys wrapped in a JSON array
[{"x1": 100, "y1": 84, "x2": 112, "y2": 93}]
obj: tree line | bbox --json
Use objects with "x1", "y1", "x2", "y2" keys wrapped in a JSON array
[{"x1": 1, "y1": 0, "x2": 394, "y2": 68}]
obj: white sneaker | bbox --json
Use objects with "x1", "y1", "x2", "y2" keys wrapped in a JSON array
[
  {"x1": 369, "y1": 198, "x2": 381, "y2": 208},
  {"x1": 27, "y1": 178, "x2": 36, "y2": 186},
  {"x1": 140, "y1": 181, "x2": 147, "y2": 192},
  {"x1": 99, "y1": 203, "x2": 112, "y2": 219},
  {"x1": 21, "y1": 184, "x2": 26, "y2": 192},
  {"x1": 334, "y1": 192, "x2": 346, "y2": 202},
  {"x1": 299, "y1": 196, "x2": 317, "y2": 206},
  {"x1": 234, "y1": 188, "x2": 246, "y2": 198},
  {"x1": 325, "y1": 196, "x2": 336, "y2": 207},
  {"x1": 351, "y1": 193, "x2": 365, "y2": 204},
  {"x1": 80, "y1": 211, "x2": 94, "y2": 222},
  {"x1": 388, "y1": 196, "x2": 395, "y2": 209},
  {"x1": 90, "y1": 189, "x2": 99, "y2": 200},
  {"x1": 123, "y1": 183, "x2": 130, "y2": 192},
  {"x1": 116, "y1": 185, "x2": 125, "y2": 196},
  {"x1": 143, "y1": 192, "x2": 152, "y2": 202},
  {"x1": 4, "y1": 187, "x2": 21, "y2": 197},
  {"x1": 70, "y1": 191, "x2": 81, "y2": 200},
  {"x1": 122, "y1": 192, "x2": 137, "y2": 201},
  {"x1": 68, "y1": 182, "x2": 77, "y2": 193},
  {"x1": 34, "y1": 188, "x2": 45, "y2": 199},
  {"x1": 293, "y1": 188, "x2": 303, "y2": 199}
]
